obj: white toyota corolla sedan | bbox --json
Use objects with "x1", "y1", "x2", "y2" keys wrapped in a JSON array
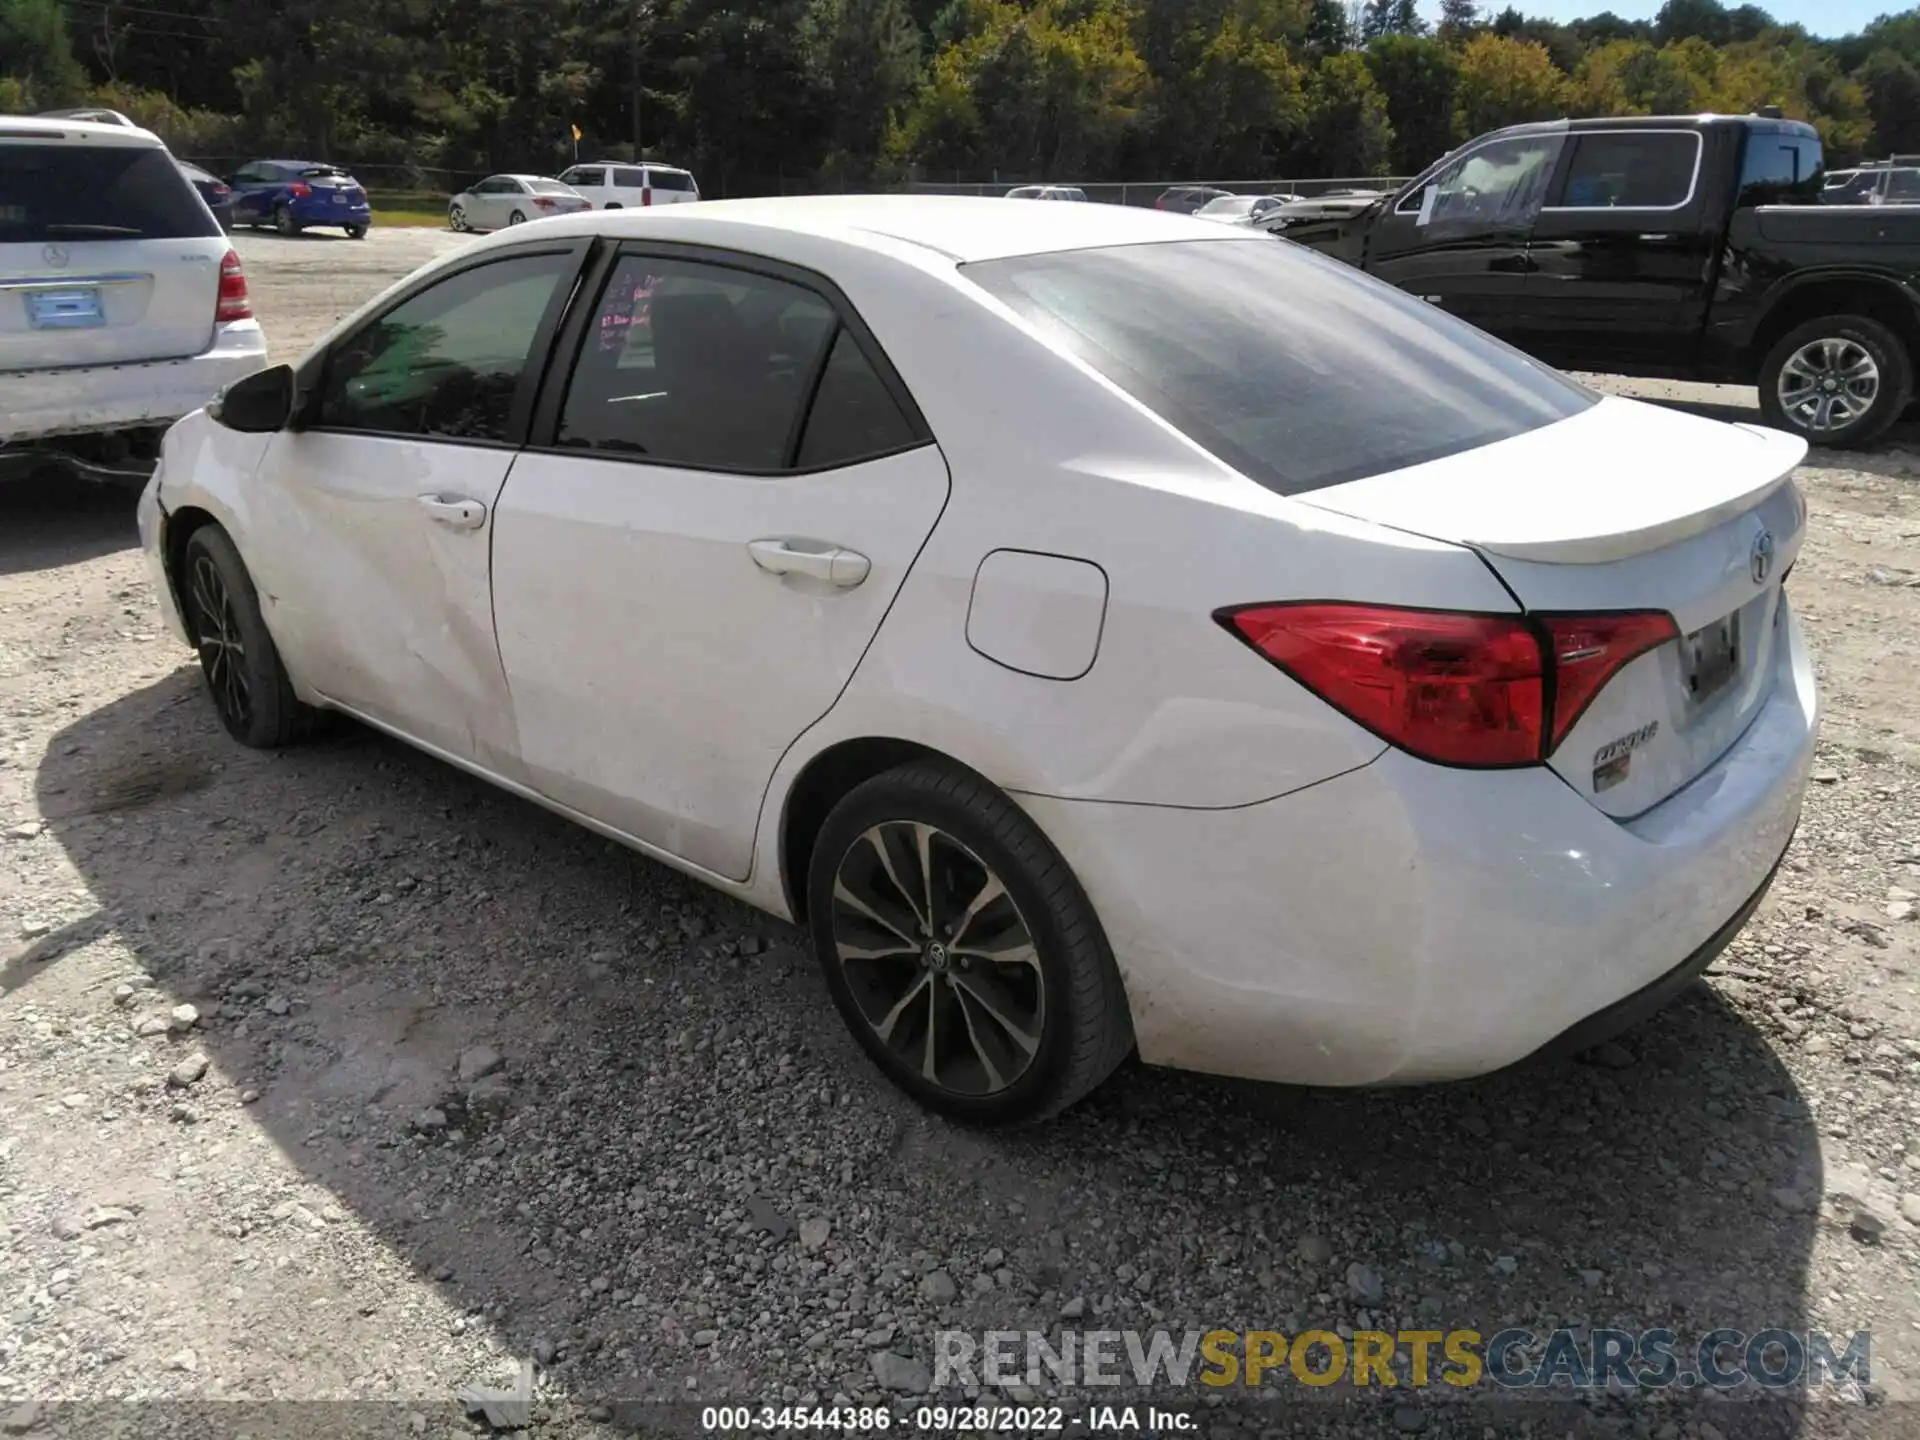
[{"x1": 137, "y1": 196, "x2": 1818, "y2": 1124}]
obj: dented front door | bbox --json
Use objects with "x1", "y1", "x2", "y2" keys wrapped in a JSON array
[{"x1": 252, "y1": 431, "x2": 523, "y2": 773}]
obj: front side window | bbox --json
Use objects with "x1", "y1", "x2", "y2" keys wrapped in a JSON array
[
  {"x1": 965, "y1": 239, "x2": 1596, "y2": 495},
  {"x1": 558, "y1": 254, "x2": 918, "y2": 472},
  {"x1": 0, "y1": 143, "x2": 219, "y2": 241},
  {"x1": 1415, "y1": 134, "x2": 1565, "y2": 231},
  {"x1": 1738, "y1": 133, "x2": 1824, "y2": 206},
  {"x1": 562, "y1": 167, "x2": 605, "y2": 187},
  {"x1": 1555, "y1": 132, "x2": 1701, "y2": 209},
  {"x1": 315, "y1": 251, "x2": 573, "y2": 442}
]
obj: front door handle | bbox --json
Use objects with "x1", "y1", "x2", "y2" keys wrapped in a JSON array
[
  {"x1": 746, "y1": 538, "x2": 870, "y2": 588},
  {"x1": 417, "y1": 494, "x2": 487, "y2": 530}
]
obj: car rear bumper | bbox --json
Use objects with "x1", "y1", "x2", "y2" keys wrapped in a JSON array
[
  {"x1": 0, "y1": 321, "x2": 268, "y2": 446},
  {"x1": 1017, "y1": 596, "x2": 1818, "y2": 1088},
  {"x1": 294, "y1": 202, "x2": 372, "y2": 225}
]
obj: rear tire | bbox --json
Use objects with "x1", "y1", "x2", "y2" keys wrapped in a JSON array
[
  {"x1": 1758, "y1": 314, "x2": 1912, "y2": 450},
  {"x1": 273, "y1": 203, "x2": 299, "y2": 237},
  {"x1": 806, "y1": 759, "x2": 1134, "y2": 1126},
  {"x1": 345, "y1": 224, "x2": 367, "y2": 240},
  {"x1": 179, "y1": 525, "x2": 323, "y2": 749}
]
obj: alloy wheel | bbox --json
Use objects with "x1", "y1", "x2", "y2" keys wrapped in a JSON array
[
  {"x1": 449, "y1": 205, "x2": 468, "y2": 232},
  {"x1": 1777, "y1": 338, "x2": 1880, "y2": 435},
  {"x1": 188, "y1": 554, "x2": 251, "y2": 732},
  {"x1": 829, "y1": 821, "x2": 1045, "y2": 1097}
]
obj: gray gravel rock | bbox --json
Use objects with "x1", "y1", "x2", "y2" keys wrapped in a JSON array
[
  {"x1": 870, "y1": 1351, "x2": 931, "y2": 1393},
  {"x1": 919, "y1": 1269, "x2": 957, "y2": 1305},
  {"x1": 467, "y1": 1074, "x2": 513, "y2": 1116},
  {"x1": 168, "y1": 1003, "x2": 198, "y2": 1032},
  {"x1": 167, "y1": 1052, "x2": 210, "y2": 1088},
  {"x1": 799, "y1": 1215, "x2": 831, "y2": 1252},
  {"x1": 458, "y1": 1045, "x2": 504, "y2": 1083},
  {"x1": 1297, "y1": 1235, "x2": 1333, "y2": 1265},
  {"x1": 1346, "y1": 1262, "x2": 1384, "y2": 1303}
]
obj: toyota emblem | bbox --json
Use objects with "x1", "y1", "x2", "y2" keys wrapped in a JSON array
[
  {"x1": 1750, "y1": 527, "x2": 1775, "y2": 586},
  {"x1": 41, "y1": 243, "x2": 70, "y2": 269}
]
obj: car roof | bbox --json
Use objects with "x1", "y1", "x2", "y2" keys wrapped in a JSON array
[
  {"x1": 476, "y1": 193, "x2": 1245, "y2": 263},
  {"x1": 0, "y1": 115, "x2": 164, "y2": 148}
]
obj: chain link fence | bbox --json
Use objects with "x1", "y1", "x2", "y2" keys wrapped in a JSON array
[{"x1": 907, "y1": 176, "x2": 1411, "y2": 206}]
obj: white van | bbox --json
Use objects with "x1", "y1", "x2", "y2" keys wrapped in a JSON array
[{"x1": 556, "y1": 162, "x2": 700, "y2": 209}]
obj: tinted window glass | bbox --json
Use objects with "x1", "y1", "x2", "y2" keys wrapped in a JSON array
[
  {"x1": 1557, "y1": 132, "x2": 1699, "y2": 208},
  {"x1": 558, "y1": 255, "x2": 837, "y2": 471},
  {"x1": 647, "y1": 169, "x2": 696, "y2": 192},
  {"x1": 563, "y1": 167, "x2": 604, "y2": 186},
  {"x1": 1887, "y1": 169, "x2": 1920, "y2": 202},
  {"x1": 965, "y1": 240, "x2": 1595, "y2": 495},
  {"x1": 1419, "y1": 134, "x2": 1563, "y2": 229},
  {"x1": 614, "y1": 167, "x2": 648, "y2": 187},
  {"x1": 0, "y1": 143, "x2": 219, "y2": 241},
  {"x1": 317, "y1": 252, "x2": 572, "y2": 441},
  {"x1": 1738, "y1": 133, "x2": 1824, "y2": 205},
  {"x1": 530, "y1": 180, "x2": 571, "y2": 194},
  {"x1": 797, "y1": 328, "x2": 919, "y2": 468}
]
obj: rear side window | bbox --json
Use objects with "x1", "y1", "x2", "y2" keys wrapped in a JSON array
[
  {"x1": 614, "y1": 168, "x2": 649, "y2": 188},
  {"x1": 558, "y1": 254, "x2": 918, "y2": 472},
  {"x1": 1555, "y1": 132, "x2": 1700, "y2": 209},
  {"x1": 1738, "y1": 132, "x2": 1824, "y2": 206},
  {"x1": 647, "y1": 169, "x2": 696, "y2": 192},
  {"x1": 0, "y1": 143, "x2": 219, "y2": 241},
  {"x1": 965, "y1": 239, "x2": 1596, "y2": 495},
  {"x1": 1887, "y1": 169, "x2": 1920, "y2": 203}
]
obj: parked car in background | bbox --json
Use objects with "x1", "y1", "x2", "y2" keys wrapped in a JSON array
[
  {"x1": 1273, "y1": 113, "x2": 1920, "y2": 448},
  {"x1": 177, "y1": 159, "x2": 234, "y2": 230},
  {"x1": 1154, "y1": 184, "x2": 1232, "y2": 214},
  {"x1": 229, "y1": 160, "x2": 371, "y2": 238},
  {"x1": 1, "y1": 113, "x2": 265, "y2": 484},
  {"x1": 557, "y1": 161, "x2": 700, "y2": 208},
  {"x1": 143, "y1": 195, "x2": 1812, "y2": 1125},
  {"x1": 450, "y1": 175, "x2": 592, "y2": 232},
  {"x1": 1005, "y1": 185, "x2": 1088, "y2": 201},
  {"x1": 1193, "y1": 193, "x2": 1295, "y2": 224},
  {"x1": 1818, "y1": 161, "x2": 1920, "y2": 205}
]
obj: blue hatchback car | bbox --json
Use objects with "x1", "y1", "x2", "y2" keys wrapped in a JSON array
[{"x1": 228, "y1": 159, "x2": 372, "y2": 238}]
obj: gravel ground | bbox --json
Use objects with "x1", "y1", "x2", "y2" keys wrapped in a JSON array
[{"x1": 1, "y1": 226, "x2": 1918, "y2": 1439}]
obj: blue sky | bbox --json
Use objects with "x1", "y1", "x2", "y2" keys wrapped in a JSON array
[{"x1": 1416, "y1": 0, "x2": 1899, "y2": 37}]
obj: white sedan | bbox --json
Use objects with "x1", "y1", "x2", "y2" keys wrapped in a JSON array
[
  {"x1": 138, "y1": 196, "x2": 1818, "y2": 1124},
  {"x1": 448, "y1": 174, "x2": 591, "y2": 232}
]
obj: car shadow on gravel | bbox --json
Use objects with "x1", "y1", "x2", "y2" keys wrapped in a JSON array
[
  {"x1": 34, "y1": 669, "x2": 1828, "y2": 1434},
  {"x1": 0, "y1": 471, "x2": 140, "y2": 577}
]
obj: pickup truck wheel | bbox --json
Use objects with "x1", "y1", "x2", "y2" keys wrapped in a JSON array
[{"x1": 1760, "y1": 315, "x2": 1912, "y2": 449}]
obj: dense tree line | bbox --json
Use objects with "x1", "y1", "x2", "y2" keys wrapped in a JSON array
[{"x1": 3, "y1": 0, "x2": 1918, "y2": 191}]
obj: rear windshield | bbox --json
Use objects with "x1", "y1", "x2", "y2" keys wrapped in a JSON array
[
  {"x1": 964, "y1": 239, "x2": 1596, "y2": 495},
  {"x1": 648, "y1": 169, "x2": 695, "y2": 191},
  {"x1": 529, "y1": 180, "x2": 572, "y2": 194},
  {"x1": 301, "y1": 165, "x2": 352, "y2": 180},
  {"x1": 0, "y1": 142, "x2": 219, "y2": 241}
]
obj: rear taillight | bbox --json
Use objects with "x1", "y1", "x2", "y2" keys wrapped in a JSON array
[
  {"x1": 1217, "y1": 602, "x2": 1676, "y2": 769},
  {"x1": 289, "y1": 182, "x2": 311, "y2": 198},
  {"x1": 216, "y1": 250, "x2": 252, "y2": 323},
  {"x1": 212, "y1": 184, "x2": 230, "y2": 198},
  {"x1": 534, "y1": 197, "x2": 557, "y2": 211}
]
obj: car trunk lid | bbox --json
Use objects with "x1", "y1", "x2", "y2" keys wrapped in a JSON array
[
  {"x1": 0, "y1": 130, "x2": 224, "y2": 372},
  {"x1": 1293, "y1": 396, "x2": 1808, "y2": 816}
]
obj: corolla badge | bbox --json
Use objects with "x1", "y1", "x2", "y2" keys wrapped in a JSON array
[
  {"x1": 1750, "y1": 527, "x2": 1775, "y2": 586},
  {"x1": 41, "y1": 243, "x2": 70, "y2": 269}
]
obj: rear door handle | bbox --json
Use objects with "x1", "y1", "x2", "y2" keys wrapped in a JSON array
[
  {"x1": 417, "y1": 494, "x2": 487, "y2": 530},
  {"x1": 746, "y1": 538, "x2": 870, "y2": 588}
]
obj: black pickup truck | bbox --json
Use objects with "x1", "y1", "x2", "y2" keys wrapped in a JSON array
[{"x1": 1265, "y1": 114, "x2": 1920, "y2": 448}]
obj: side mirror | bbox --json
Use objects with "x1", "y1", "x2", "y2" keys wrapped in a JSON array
[{"x1": 209, "y1": 364, "x2": 295, "y2": 433}]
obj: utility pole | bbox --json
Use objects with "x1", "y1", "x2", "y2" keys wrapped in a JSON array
[{"x1": 630, "y1": 2, "x2": 643, "y2": 158}]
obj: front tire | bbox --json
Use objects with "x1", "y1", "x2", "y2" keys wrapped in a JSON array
[
  {"x1": 806, "y1": 759, "x2": 1134, "y2": 1126},
  {"x1": 1759, "y1": 314, "x2": 1912, "y2": 449},
  {"x1": 179, "y1": 526, "x2": 321, "y2": 749},
  {"x1": 449, "y1": 204, "x2": 469, "y2": 232},
  {"x1": 508, "y1": 209, "x2": 526, "y2": 225}
]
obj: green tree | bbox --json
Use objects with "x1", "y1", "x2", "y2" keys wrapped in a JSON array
[
  {"x1": 1155, "y1": 14, "x2": 1307, "y2": 174},
  {"x1": 0, "y1": 0, "x2": 87, "y2": 107},
  {"x1": 1302, "y1": 0, "x2": 1352, "y2": 54},
  {"x1": 1654, "y1": 0, "x2": 1731, "y2": 47},
  {"x1": 1360, "y1": 0, "x2": 1422, "y2": 41},
  {"x1": 803, "y1": 0, "x2": 922, "y2": 183},
  {"x1": 1437, "y1": 0, "x2": 1480, "y2": 47},
  {"x1": 1298, "y1": 49, "x2": 1393, "y2": 174},
  {"x1": 1453, "y1": 32, "x2": 1566, "y2": 136},
  {"x1": 1862, "y1": 48, "x2": 1920, "y2": 155},
  {"x1": 1367, "y1": 33, "x2": 1457, "y2": 173}
]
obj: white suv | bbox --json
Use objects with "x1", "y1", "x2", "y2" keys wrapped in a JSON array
[
  {"x1": 555, "y1": 161, "x2": 700, "y2": 209},
  {"x1": 1, "y1": 115, "x2": 267, "y2": 482}
]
